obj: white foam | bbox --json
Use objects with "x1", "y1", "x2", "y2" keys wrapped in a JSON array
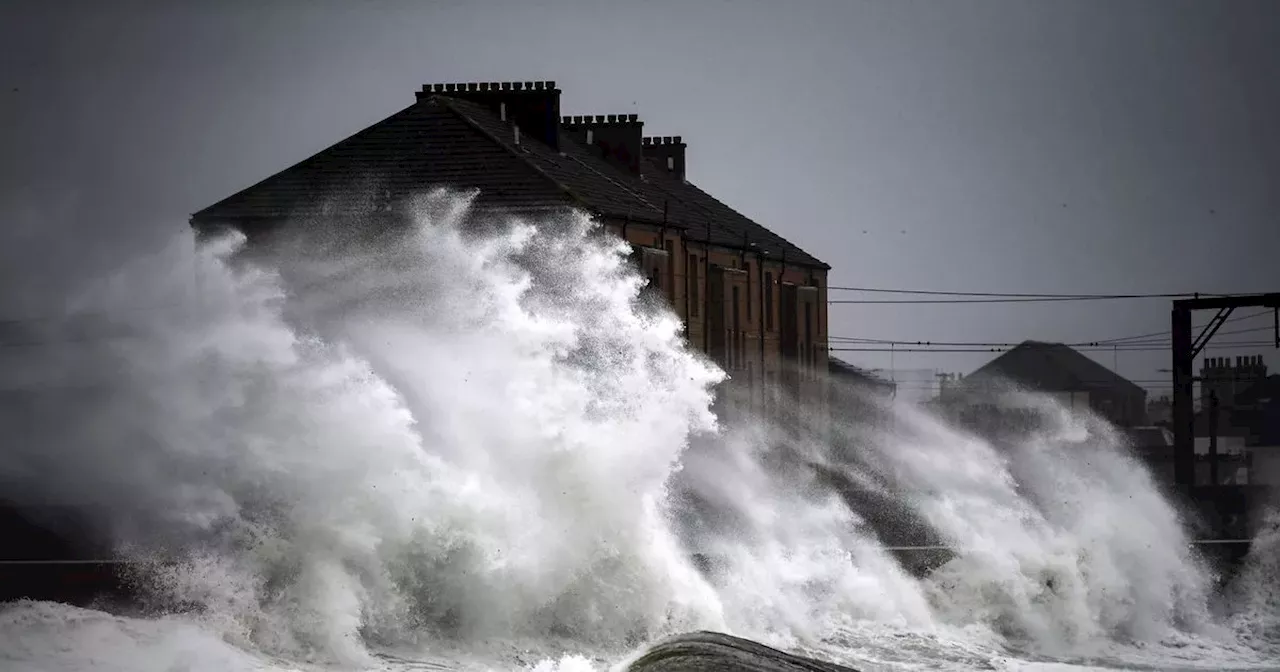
[
  {"x1": 1, "y1": 192, "x2": 1276, "y2": 671},
  {"x1": 0, "y1": 601, "x2": 284, "y2": 672}
]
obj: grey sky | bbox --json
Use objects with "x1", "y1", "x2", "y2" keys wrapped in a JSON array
[{"x1": 2, "y1": 0, "x2": 1277, "y2": 397}]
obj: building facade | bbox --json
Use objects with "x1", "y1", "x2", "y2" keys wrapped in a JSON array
[{"x1": 190, "y1": 81, "x2": 831, "y2": 416}]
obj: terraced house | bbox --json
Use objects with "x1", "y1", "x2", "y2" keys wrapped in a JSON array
[{"x1": 191, "y1": 81, "x2": 831, "y2": 416}]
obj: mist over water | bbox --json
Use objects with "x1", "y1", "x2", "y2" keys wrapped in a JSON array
[{"x1": 0, "y1": 191, "x2": 1275, "y2": 671}]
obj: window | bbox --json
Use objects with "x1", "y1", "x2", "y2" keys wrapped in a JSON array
[
  {"x1": 804, "y1": 301, "x2": 813, "y2": 375},
  {"x1": 737, "y1": 282, "x2": 747, "y2": 366},
  {"x1": 746, "y1": 263, "x2": 752, "y2": 321},
  {"x1": 764, "y1": 272, "x2": 774, "y2": 331},
  {"x1": 665, "y1": 240, "x2": 676, "y2": 302},
  {"x1": 688, "y1": 253, "x2": 700, "y2": 317}
]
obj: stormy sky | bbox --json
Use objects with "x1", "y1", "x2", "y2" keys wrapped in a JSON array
[{"x1": 2, "y1": 0, "x2": 1277, "y2": 399}]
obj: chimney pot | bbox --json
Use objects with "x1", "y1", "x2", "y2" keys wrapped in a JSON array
[
  {"x1": 641, "y1": 133, "x2": 687, "y2": 180},
  {"x1": 607, "y1": 114, "x2": 618, "y2": 123},
  {"x1": 545, "y1": 80, "x2": 556, "y2": 89},
  {"x1": 594, "y1": 115, "x2": 606, "y2": 123},
  {"x1": 628, "y1": 114, "x2": 638, "y2": 122},
  {"x1": 440, "y1": 81, "x2": 560, "y2": 148}
]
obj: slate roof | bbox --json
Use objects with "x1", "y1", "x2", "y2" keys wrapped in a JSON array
[
  {"x1": 828, "y1": 357, "x2": 894, "y2": 388},
  {"x1": 191, "y1": 98, "x2": 571, "y2": 220},
  {"x1": 192, "y1": 91, "x2": 827, "y2": 268},
  {"x1": 964, "y1": 341, "x2": 1147, "y2": 398}
]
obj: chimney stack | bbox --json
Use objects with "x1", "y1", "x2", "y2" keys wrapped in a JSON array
[
  {"x1": 560, "y1": 113, "x2": 644, "y2": 173},
  {"x1": 642, "y1": 135, "x2": 687, "y2": 181},
  {"x1": 417, "y1": 81, "x2": 561, "y2": 150}
]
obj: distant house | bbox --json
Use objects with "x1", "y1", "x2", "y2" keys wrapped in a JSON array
[
  {"x1": 1238, "y1": 374, "x2": 1280, "y2": 447},
  {"x1": 1197, "y1": 356, "x2": 1277, "y2": 443},
  {"x1": 938, "y1": 340, "x2": 1148, "y2": 429},
  {"x1": 1125, "y1": 425, "x2": 1251, "y2": 486},
  {"x1": 1199, "y1": 359, "x2": 1280, "y2": 486},
  {"x1": 828, "y1": 358, "x2": 895, "y2": 400},
  {"x1": 189, "y1": 81, "x2": 831, "y2": 414}
]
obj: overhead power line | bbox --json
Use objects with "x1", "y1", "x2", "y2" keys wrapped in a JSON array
[
  {"x1": 829, "y1": 341, "x2": 1275, "y2": 354},
  {"x1": 827, "y1": 325, "x2": 1274, "y2": 349},
  {"x1": 1087, "y1": 309, "x2": 1275, "y2": 346},
  {"x1": 825, "y1": 286, "x2": 1254, "y2": 299},
  {"x1": 828, "y1": 294, "x2": 1274, "y2": 305}
]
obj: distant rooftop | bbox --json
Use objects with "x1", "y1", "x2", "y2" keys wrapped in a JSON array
[{"x1": 964, "y1": 340, "x2": 1146, "y2": 397}]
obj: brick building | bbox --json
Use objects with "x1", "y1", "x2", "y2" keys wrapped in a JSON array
[{"x1": 190, "y1": 81, "x2": 830, "y2": 415}]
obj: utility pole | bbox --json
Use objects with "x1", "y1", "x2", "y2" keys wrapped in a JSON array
[
  {"x1": 1171, "y1": 293, "x2": 1280, "y2": 489},
  {"x1": 1208, "y1": 391, "x2": 1219, "y2": 487}
]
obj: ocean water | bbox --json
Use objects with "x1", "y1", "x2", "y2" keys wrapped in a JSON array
[{"x1": 0, "y1": 191, "x2": 1276, "y2": 672}]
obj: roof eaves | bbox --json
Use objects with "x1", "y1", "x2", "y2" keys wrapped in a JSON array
[
  {"x1": 679, "y1": 180, "x2": 831, "y2": 270},
  {"x1": 637, "y1": 169, "x2": 829, "y2": 269}
]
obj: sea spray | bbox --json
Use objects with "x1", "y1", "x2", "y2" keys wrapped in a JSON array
[
  {"x1": 672, "y1": 418, "x2": 936, "y2": 646},
  {"x1": 1, "y1": 192, "x2": 729, "y2": 663},
  {"x1": 1226, "y1": 508, "x2": 1280, "y2": 652},
  {"x1": 1, "y1": 191, "x2": 1275, "y2": 671},
  {"x1": 834, "y1": 389, "x2": 1217, "y2": 654}
]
